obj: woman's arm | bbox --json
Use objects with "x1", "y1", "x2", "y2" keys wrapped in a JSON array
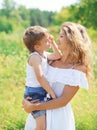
[{"x1": 22, "y1": 85, "x2": 79, "y2": 113}]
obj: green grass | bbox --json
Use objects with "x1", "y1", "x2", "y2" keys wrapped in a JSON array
[
  {"x1": 72, "y1": 88, "x2": 97, "y2": 130},
  {"x1": 0, "y1": 53, "x2": 27, "y2": 130}
]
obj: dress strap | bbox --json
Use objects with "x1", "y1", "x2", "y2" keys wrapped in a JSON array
[{"x1": 71, "y1": 63, "x2": 81, "y2": 69}]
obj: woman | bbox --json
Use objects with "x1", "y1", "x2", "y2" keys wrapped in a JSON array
[{"x1": 22, "y1": 22, "x2": 92, "y2": 130}]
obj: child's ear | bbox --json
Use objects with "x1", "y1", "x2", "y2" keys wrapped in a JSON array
[{"x1": 34, "y1": 44, "x2": 40, "y2": 50}]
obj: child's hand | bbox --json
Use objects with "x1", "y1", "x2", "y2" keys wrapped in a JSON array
[
  {"x1": 51, "y1": 94, "x2": 56, "y2": 99},
  {"x1": 49, "y1": 34, "x2": 55, "y2": 44},
  {"x1": 50, "y1": 92, "x2": 56, "y2": 99}
]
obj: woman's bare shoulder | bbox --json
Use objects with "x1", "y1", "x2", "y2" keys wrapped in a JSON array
[{"x1": 74, "y1": 64, "x2": 86, "y2": 73}]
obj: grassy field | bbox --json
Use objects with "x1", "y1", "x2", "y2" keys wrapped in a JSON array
[{"x1": 0, "y1": 30, "x2": 97, "y2": 130}]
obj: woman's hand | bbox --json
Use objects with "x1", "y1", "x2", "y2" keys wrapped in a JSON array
[{"x1": 22, "y1": 97, "x2": 39, "y2": 113}]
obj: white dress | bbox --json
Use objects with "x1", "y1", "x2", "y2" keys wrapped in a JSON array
[{"x1": 24, "y1": 65, "x2": 88, "y2": 130}]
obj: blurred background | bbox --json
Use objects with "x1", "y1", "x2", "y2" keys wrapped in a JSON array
[{"x1": 0, "y1": 0, "x2": 97, "y2": 129}]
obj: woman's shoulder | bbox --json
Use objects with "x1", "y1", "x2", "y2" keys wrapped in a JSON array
[
  {"x1": 47, "y1": 64, "x2": 88, "y2": 89},
  {"x1": 73, "y1": 64, "x2": 86, "y2": 74},
  {"x1": 51, "y1": 61, "x2": 86, "y2": 74}
]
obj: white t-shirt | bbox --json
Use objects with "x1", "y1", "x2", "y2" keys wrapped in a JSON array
[{"x1": 25, "y1": 51, "x2": 48, "y2": 87}]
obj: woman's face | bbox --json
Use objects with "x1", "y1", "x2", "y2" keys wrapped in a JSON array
[{"x1": 57, "y1": 29, "x2": 68, "y2": 52}]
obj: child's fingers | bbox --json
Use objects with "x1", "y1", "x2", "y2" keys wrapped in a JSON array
[{"x1": 49, "y1": 34, "x2": 54, "y2": 40}]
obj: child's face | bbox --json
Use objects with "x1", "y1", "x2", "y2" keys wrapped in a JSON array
[{"x1": 39, "y1": 33, "x2": 51, "y2": 51}]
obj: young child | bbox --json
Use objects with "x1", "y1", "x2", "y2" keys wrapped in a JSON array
[{"x1": 23, "y1": 25, "x2": 61, "y2": 130}]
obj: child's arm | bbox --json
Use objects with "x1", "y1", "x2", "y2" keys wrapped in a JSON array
[
  {"x1": 29, "y1": 54, "x2": 56, "y2": 99},
  {"x1": 46, "y1": 35, "x2": 62, "y2": 60}
]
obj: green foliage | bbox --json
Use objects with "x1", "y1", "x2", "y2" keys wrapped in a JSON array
[
  {"x1": 53, "y1": 0, "x2": 97, "y2": 29},
  {"x1": 53, "y1": 7, "x2": 70, "y2": 25},
  {"x1": 29, "y1": 9, "x2": 55, "y2": 27},
  {"x1": 0, "y1": 0, "x2": 97, "y2": 33},
  {"x1": 0, "y1": 53, "x2": 27, "y2": 130},
  {"x1": 88, "y1": 29, "x2": 97, "y2": 84},
  {"x1": 53, "y1": 5, "x2": 79, "y2": 25},
  {"x1": 72, "y1": 88, "x2": 97, "y2": 130},
  {"x1": 0, "y1": 30, "x2": 25, "y2": 55},
  {"x1": 73, "y1": 0, "x2": 97, "y2": 28},
  {"x1": 0, "y1": 1, "x2": 55, "y2": 33},
  {"x1": 1, "y1": 0, "x2": 16, "y2": 18},
  {"x1": 17, "y1": 6, "x2": 30, "y2": 21},
  {"x1": 0, "y1": 17, "x2": 14, "y2": 33},
  {"x1": 0, "y1": 31, "x2": 28, "y2": 129}
]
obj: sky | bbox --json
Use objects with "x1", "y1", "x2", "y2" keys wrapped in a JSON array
[{"x1": 0, "y1": 0, "x2": 79, "y2": 12}]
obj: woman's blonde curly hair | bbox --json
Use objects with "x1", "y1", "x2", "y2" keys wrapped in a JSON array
[{"x1": 61, "y1": 22, "x2": 93, "y2": 82}]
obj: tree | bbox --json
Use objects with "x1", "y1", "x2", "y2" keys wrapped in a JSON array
[
  {"x1": 0, "y1": 17, "x2": 14, "y2": 33},
  {"x1": 1, "y1": 0, "x2": 16, "y2": 18},
  {"x1": 75, "y1": 0, "x2": 97, "y2": 28},
  {"x1": 29, "y1": 9, "x2": 55, "y2": 27}
]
